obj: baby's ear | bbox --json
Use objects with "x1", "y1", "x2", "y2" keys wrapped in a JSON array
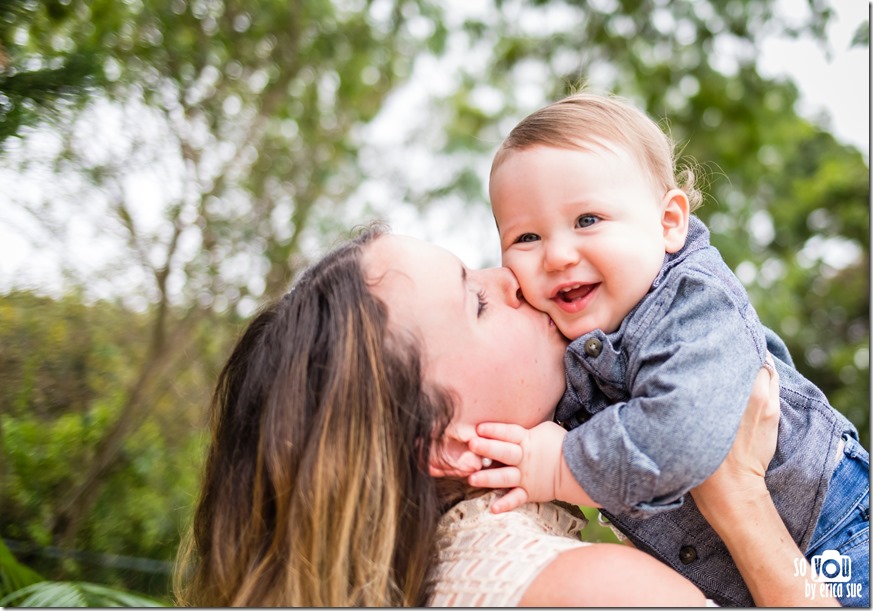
[
  {"x1": 428, "y1": 423, "x2": 483, "y2": 478},
  {"x1": 661, "y1": 189, "x2": 690, "y2": 253}
]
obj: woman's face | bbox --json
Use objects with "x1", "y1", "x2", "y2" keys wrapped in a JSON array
[{"x1": 364, "y1": 234, "x2": 568, "y2": 431}]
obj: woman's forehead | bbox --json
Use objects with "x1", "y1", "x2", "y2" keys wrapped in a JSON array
[
  {"x1": 363, "y1": 234, "x2": 470, "y2": 348},
  {"x1": 364, "y1": 234, "x2": 456, "y2": 285}
]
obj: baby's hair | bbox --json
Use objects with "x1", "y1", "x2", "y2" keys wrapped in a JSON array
[
  {"x1": 492, "y1": 91, "x2": 704, "y2": 211},
  {"x1": 676, "y1": 162, "x2": 704, "y2": 211}
]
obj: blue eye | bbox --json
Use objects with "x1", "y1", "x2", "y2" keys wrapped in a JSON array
[
  {"x1": 477, "y1": 289, "x2": 488, "y2": 317},
  {"x1": 576, "y1": 215, "x2": 599, "y2": 228},
  {"x1": 516, "y1": 233, "x2": 540, "y2": 243}
]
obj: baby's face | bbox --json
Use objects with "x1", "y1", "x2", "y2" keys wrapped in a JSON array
[{"x1": 490, "y1": 142, "x2": 685, "y2": 339}]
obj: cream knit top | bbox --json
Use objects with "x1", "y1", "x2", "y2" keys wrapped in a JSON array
[{"x1": 427, "y1": 491, "x2": 590, "y2": 607}]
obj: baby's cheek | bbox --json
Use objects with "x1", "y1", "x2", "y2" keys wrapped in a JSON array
[{"x1": 503, "y1": 257, "x2": 534, "y2": 290}]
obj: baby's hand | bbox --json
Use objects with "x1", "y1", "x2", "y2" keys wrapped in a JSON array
[{"x1": 467, "y1": 421, "x2": 568, "y2": 513}]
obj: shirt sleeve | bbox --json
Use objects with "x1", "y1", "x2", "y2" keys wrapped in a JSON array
[{"x1": 562, "y1": 268, "x2": 767, "y2": 518}]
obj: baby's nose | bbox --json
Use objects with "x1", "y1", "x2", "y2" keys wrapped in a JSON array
[{"x1": 543, "y1": 238, "x2": 579, "y2": 272}]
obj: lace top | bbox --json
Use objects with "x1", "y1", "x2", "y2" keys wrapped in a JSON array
[{"x1": 427, "y1": 491, "x2": 590, "y2": 607}]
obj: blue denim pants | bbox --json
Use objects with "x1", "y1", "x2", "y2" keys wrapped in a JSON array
[{"x1": 805, "y1": 433, "x2": 870, "y2": 607}]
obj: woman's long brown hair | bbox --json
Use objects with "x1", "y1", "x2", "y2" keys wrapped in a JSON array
[{"x1": 174, "y1": 226, "x2": 454, "y2": 606}]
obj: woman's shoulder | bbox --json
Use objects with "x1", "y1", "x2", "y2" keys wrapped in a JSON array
[
  {"x1": 427, "y1": 492, "x2": 590, "y2": 607},
  {"x1": 428, "y1": 493, "x2": 710, "y2": 607},
  {"x1": 438, "y1": 491, "x2": 588, "y2": 538}
]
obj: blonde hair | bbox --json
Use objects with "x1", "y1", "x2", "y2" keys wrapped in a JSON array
[
  {"x1": 491, "y1": 91, "x2": 703, "y2": 211},
  {"x1": 174, "y1": 225, "x2": 454, "y2": 606}
]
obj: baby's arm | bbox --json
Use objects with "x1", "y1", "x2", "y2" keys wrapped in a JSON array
[
  {"x1": 467, "y1": 421, "x2": 598, "y2": 512},
  {"x1": 560, "y1": 274, "x2": 766, "y2": 515}
]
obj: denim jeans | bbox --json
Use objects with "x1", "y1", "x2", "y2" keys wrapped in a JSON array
[{"x1": 805, "y1": 434, "x2": 870, "y2": 607}]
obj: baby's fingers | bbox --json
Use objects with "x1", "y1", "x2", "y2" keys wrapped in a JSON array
[
  {"x1": 490, "y1": 488, "x2": 528, "y2": 514},
  {"x1": 476, "y1": 422, "x2": 529, "y2": 444},
  {"x1": 468, "y1": 465, "x2": 520, "y2": 490},
  {"x1": 468, "y1": 436, "x2": 523, "y2": 467}
]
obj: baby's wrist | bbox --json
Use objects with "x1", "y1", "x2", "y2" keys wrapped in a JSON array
[{"x1": 555, "y1": 454, "x2": 595, "y2": 507}]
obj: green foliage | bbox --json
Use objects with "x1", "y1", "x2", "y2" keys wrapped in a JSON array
[
  {"x1": 1, "y1": 538, "x2": 164, "y2": 606},
  {"x1": 0, "y1": 291, "x2": 225, "y2": 597},
  {"x1": 0, "y1": 539, "x2": 43, "y2": 598},
  {"x1": 851, "y1": 19, "x2": 869, "y2": 47},
  {"x1": 1, "y1": 536, "x2": 167, "y2": 606},
  {"x1": 0, "y1": 0, "x2": 109, "y2": 147},
  {"x1": 578, "y1": 507, "x2": 621, "y2": 544},
  {"x1": 0, "y1": 580, "x2": 164, "y2": 607}
]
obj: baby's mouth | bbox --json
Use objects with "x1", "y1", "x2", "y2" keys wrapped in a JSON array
[{"x1": 556, "y1": 283, "x2": 596, "y2": 303}]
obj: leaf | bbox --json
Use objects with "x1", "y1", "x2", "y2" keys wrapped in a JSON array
[
  {"x1": 0, "y1": 582, "x2": 85, "y2": 607},
  {"x1": 0, "y1": 539, "x2": 43, "y2": 597},
  {"x1": 851, "y1": 20, "x2": 869, "y2": 48},
  {"x1": 0, "y1": 581, "x2": 165, "y2": 607}
]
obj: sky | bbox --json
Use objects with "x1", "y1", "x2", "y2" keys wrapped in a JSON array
[
  {"x1": 0, "y1": 0, "x2": 869, "y2": 298},
  {"x1": 758, "y1": 0, "x2": 868, "y2": 155}
]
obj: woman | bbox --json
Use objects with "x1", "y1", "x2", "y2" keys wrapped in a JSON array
[{"x1": 174, "y1": 225, "x2": 836, "y2": 606}]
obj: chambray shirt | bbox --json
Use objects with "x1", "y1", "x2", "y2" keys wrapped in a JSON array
[{"x1": 556, "y1": 216, "x2": 857, "y2": 606}]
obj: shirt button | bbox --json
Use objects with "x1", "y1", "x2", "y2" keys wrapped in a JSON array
[
  {"x1": 584, "y1": 337, "x2": 602, "y2": 357},
  {"x1": 679, "y1": 545, "x2": 698, "y2": 565}
]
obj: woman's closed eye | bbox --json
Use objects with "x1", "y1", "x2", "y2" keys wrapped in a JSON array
[
  {"x1": 576, "y1": 214, "x2": 599, "y2": 228},
  {"x1": 477, "y1": 289, "x2": 488, "y2": 317}
]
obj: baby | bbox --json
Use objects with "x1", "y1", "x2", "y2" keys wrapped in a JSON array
[{"x1": 472, "y1": 92, "x2": 869, "y2": 607}]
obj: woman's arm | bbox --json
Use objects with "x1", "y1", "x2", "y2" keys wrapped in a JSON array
[
  {"x1": 692, "y1": 360, "x2": 839, "y2": 607},
  {"x1": 519, "y1": 543, "x2": 707, "y2": 607}
]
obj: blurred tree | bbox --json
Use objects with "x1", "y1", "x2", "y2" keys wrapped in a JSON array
[
  {"x1": 0, "y1": 0, "x2": 867, "y2": 593},
  {"x1": 3, "y1": 0, "x2": 448, "y2": 552},
  {"x1": 0, "y1": 0, "x2": 107, "y2": 148},
  {"x1": 0, "y1": 290, "x2": 223, "y2": 597}
]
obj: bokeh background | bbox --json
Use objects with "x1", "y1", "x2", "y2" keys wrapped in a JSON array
[{"x1": 0, "y1": 0, "x2": 868, "y2": 605}]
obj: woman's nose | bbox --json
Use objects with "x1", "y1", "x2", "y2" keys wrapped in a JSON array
[{"x1": 489, "y1": 267, "x2": 523, "y2": 308}]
